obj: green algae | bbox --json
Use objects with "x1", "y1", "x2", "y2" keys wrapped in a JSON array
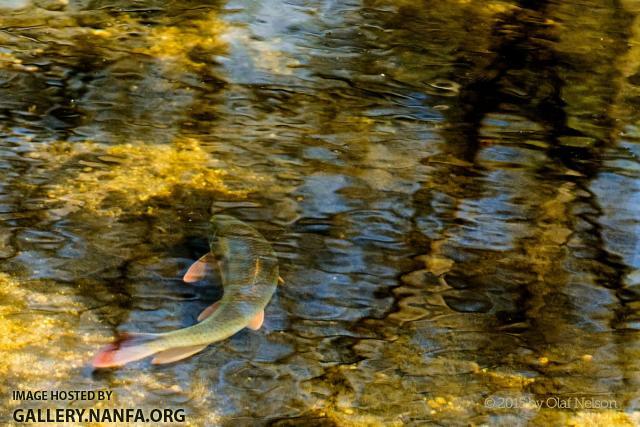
[
  {"x1": 530, "y1": 410, "x2": 637, "y2": 427},
  {"x1": 38, "y1": 138, "x2": 253, "y2": 217},
  {"x1": 0, "y1": 273, "x2": 96, "y2": 396},
  {"x1": 0, "y1": 8, "x2": 228, "y2": 75},
  {"x1": 0, "y1": 272, "x2": 224, "y2": 427}
]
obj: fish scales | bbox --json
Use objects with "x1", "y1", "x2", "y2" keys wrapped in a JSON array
[{"x1": 160, "y1": 216, "x2": 278, "y2": 348}]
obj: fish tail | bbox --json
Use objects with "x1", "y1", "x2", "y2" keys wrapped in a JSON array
[{"x1": 92, "y1": 332, "x2": 163, "y2": 368}]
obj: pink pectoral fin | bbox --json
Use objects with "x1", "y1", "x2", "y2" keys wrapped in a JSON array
[
  {"x1": 183, "y1": 253, "x2": 214, "y2": 283},
  {"x1": 151, "y1": 345, "x2": 208, "y2": 364},
  {"x1": 197, "y1": 301, "x2": 220, "y2": 322},
  {"x1": 247, "y1": 310, "x2": 264, "y2": 331}
]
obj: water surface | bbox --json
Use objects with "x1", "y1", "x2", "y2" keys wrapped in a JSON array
[{"x1": 0, "y1": 0, "x2": 639, "y2": 425}]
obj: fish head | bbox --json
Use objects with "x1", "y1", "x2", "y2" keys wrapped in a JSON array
[
  {"x1": 210, "y1": 214, "x2": 239, "y2": 236},
  {"x1": 210, "y1": 214, "x2": 263, "y2": 243}
]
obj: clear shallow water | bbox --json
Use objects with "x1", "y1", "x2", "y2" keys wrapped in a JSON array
[{"x1": 0, "y1": 0, "x2": 639, "y2": 425}]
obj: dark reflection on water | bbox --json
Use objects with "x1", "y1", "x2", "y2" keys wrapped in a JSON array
[{"x1": 0, "y1": 0, "x2": 639, "y2": 425}]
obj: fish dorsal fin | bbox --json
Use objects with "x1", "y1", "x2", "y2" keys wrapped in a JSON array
[
  {"x1": 197, "y1": 301, "x2": 220, "y2": 322},
  {"x1": 183, "y1": 253, "x2": 215, "y2": 283},
  {"x1": 151, "y1": 345, "x2": 208, "y2": 364},
  {"x1": 247, "y1": 310, "x2": 264, "y2": 330}
]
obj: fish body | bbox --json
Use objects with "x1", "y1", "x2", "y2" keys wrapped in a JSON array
[{"x1": 93, "y1": 214, "x2": 278, "y2": 367}]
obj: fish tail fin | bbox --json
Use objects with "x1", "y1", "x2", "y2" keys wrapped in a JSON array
[{"x1": 92, "y1": 332, "x2": 162, "y2": 368}]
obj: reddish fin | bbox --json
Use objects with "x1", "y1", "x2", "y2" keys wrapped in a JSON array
[
  {"x1": 247, "y1": 310, "x2": 264, "y2": 330},
  {"x1": 151, "y1": 345, "x2": 208, "y2": 364},
  {"x1": 92, "y1": 333, "x2": 159, "y2": 368},
  {"x1": 197, "y1": 301, "x2": 220, "y2": 322},
  {"x1": 183, "y1": 253, "x2": 214, "y2": 283}
]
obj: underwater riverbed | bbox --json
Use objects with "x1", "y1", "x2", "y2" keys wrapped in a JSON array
[{"x1": 0, "y1": 0, "x2": 639, "y2": 425}]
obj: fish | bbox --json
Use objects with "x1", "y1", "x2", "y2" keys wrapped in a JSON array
[{"x1": 93, "y1": 214, "x2": 279, "y2": 367}]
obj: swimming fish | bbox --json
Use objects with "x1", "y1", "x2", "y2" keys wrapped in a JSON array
[{"x1": 93, "y1": 214, "x2": 278, "y2": 367}]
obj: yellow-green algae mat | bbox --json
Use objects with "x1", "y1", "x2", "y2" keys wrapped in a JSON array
[
  {"x1": 34, "y1": 138, "x2": 255, "y2": 218},
  {"x1": 0, "y1": 273, "x2": 225, "y2": 426}
]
